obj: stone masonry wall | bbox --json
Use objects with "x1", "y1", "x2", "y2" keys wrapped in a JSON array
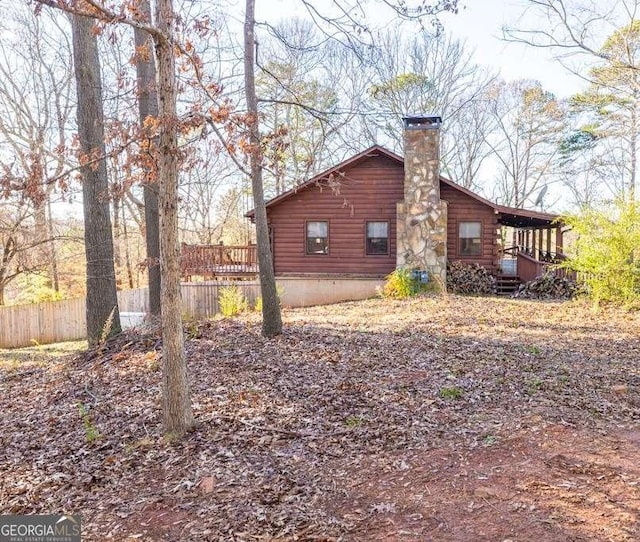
[{"x1": 396, "y1": 123, "x2": 448, "y2": 285}]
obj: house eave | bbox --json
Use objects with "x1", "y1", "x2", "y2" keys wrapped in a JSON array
[
  {"x1": 245, "y1": 145, "x2": 561, "y2": 228},
  {"x1": 245, "y1": 145, "x2": 403, "y2": 219}
]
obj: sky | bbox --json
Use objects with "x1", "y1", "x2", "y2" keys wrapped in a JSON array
[
  {"x1": 257, "y1": 0, "x2": 589, "y2": 99},
  {"x1": 440, "y1": 0, "x2": 586, "y2": 98},
  {"x1": 253, "y1": 0, "x2": 599, "y2": 211}
]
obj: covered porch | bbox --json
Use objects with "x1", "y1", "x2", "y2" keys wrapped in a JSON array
[{"x1": 496, "y1": 207, "x2": 569, "y2": 284}]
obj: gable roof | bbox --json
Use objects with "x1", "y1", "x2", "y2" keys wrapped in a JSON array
[
  {"x1": 245, "y1": 145, "x2": 400, "y2": 218},
  {"x1": 246, "y1": 144, "x2": 560, "y2": 228}
]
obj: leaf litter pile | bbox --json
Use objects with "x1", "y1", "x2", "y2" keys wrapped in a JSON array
[{"x1": 1, "y1": 295, "x2": 639, "y2": 541}]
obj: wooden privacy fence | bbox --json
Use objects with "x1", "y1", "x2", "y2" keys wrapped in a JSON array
[
  {"x1": 181, "y1": 281, "x2": 260, "y2": 319},
  {"x1": 0, "y1": 297, "x2": 86, "y2": 350},
  {"x1": 0, "y1": 282, "x2": 260, "y2": 349}
]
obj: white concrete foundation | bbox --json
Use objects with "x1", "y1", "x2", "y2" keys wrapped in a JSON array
[{"x1": 276, "y1": 276, "x2": 384, "y2": 308}]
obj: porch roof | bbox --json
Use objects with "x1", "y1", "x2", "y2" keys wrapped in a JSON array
[
  {"x1": 436, "y1": 177, "x2": 560, "y2": 229},
  {"x1": 494, "y1": 207, "x2": 560, "y2": 229}
]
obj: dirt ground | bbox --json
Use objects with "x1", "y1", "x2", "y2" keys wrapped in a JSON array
[{"x1": 0, "y1": 295, "x2": 638, "y2": 541}]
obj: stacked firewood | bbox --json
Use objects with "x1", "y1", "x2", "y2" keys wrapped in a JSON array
[
  {"x1": 511, "y1": 273, "x2": 580, "y2": 300},
  {"x1": 447, "y1": 261, "x2": 497, "y2": 295}
]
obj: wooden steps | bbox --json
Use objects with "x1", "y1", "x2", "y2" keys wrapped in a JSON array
[{"x1": 495, "y1": 275, "x2": 522, "y2": 296}]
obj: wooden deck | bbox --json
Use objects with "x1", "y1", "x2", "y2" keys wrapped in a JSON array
[
  {"x1": 499, "y1": 246, "x2": 575, "y2": 283},
  {"x1": 179, "y1": 242, "x2": 573, "y2": 284},
  {"x1": 181, "y1": 243, "x2": 258, "y2": 280}
]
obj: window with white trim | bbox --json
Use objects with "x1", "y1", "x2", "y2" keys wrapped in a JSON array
[
  {"x1": 366, "y1": 221, "x2": 389, "y2": 255},
  {"x1": 306, "y1": 221, "x2": 329, "y2": 255},
  {"x1": 459, "y1": 221, "x2": 482, "y2": 256}
]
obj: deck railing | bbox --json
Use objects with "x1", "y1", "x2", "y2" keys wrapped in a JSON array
[
  {"x1": 515, "y1": 250, "x2": 576, "y2": 282},
  {"x1": 180, "y1": 243, "x2": 258, "y2": 279}
]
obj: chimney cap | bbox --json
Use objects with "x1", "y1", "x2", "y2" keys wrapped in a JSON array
[{"x1": 402, "y1": 115, "x2": 442, "y2": 129}]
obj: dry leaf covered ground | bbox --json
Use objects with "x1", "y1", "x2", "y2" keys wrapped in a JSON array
[{"x1": 0, "y1": 295, "x2": 639, "y2": 541}]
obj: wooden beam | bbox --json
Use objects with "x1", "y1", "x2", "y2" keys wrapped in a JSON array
[
  {"x1": 546, "y1": 228, "x2": 552, "y2": 256},
  {"x1": 531, "y1": 229, "x2": 536, "y2": 258},
  {"x1": 556, "y1": 227, "x2": 563, "y2": 255},
  {"x1": 538, "y1": 229, "x2": 543, "y2": 259}
]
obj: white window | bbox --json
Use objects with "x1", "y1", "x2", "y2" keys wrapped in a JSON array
[
  {"x1": 306, "y1": 221, "x2": 328, "y2": 255},
  {"x1": 459, "y1": 222, "x2": 482, "y2": 256},
  {"x1": 366, "y1": 221, "x2": 389, "y2": 255}
]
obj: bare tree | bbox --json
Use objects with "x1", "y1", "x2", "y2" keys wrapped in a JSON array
[
  {"x1": 71, "y1": 13, "x2": 121, "y2": 344},
  {"x1": 154, "y1": 0, "x2": 196, "y2": 433},
  {"x1": 245, "y1": 0, "x2": 283, "y2": 337},
  {"x1": 134, "y1": 0, "x2": 161, "y2": 316},
  {"x1": 504, "y1": 0, "x2": 640, "y2": 71},
  {"x1": 0, "y1": 199, "x2": 59, "y2": 305},
  {"x1": 443, "y1": 90, "x2": 498, "y2": 189},
  {"x1": 179, "y1": 151, "x2": 239, "y2": 244},
  {"x1": 36, "y1": 0, "x2": 195, "y2": 434},
  {"x1": 505, "y1": 1, "x2": 640, "y2": 202},
  {"x1": 213, "y1": 185, "x2": 254, "y2": 245},
  {"x1": 258, "y1": 19, "x2": 351, "y2": 195},
  {"x1": 0, "y1": 5, "x2": 74, "y2": 294},
  {"x1": 485, "y1": 80, "x2": 566, "y2": 208},
  {"x1": 365, "y1": 28, "x2": 496, "y2": 188}
]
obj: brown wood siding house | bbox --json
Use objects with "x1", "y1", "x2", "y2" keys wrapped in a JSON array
[
  {"x1": 247, "y1": 142, "x2": 560, "y2": 278},
  {"x1": 441, "y1": 182, "x2": 498, "y2": 271},
  {"x1": 266, "y1": 153, "x2": 404, "y2": 276}
]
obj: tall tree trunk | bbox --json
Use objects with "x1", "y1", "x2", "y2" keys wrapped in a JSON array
[
  {"x1": 245, "y1": 0, "x2": 283, "y2": 337},
  {"x1": 122, "y1": 203, "x2": 134, "y2": 289},
  {"x1": 630, "y1": 104, "x2": 637, "y2": 203},
  {"x1": 71, "y1": 14, "x2": 121, "y2": 346},
  {"x1": 134, "y1": 0, "x2": 161, "y2": 316},
  {"x1": 32, "y1": 202, "x2": 50, "y2": 286},
  {"x1": 155, "y1": 0, "x2": 195, "y2": 435},
  {"x1": 46, "y1": 198, "x2": 59, "y2": 292},
  {"x1": 113, "y1": 190, "x2": 122, "y2": 286}
]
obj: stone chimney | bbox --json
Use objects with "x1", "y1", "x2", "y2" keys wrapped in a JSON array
[{"x1": 396, "y1": 115, "x2": 447, "y2": 285}]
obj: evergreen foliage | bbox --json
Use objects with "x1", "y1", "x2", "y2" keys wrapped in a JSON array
[{"x1": 562, "y1": 200, "x2": 640, "y2": 307}]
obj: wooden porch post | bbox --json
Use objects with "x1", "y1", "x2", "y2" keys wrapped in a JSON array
[
  {"x1": 494, "y1": 217, "x2": 501, "y2": 272},
  {"x1": 546, "y1": 228, "x2": 552, "y2": 257},
  {"x1": 531, "y1": 229, "x2": 536, "y2": 258},
  {"x1": 556, "y1": 226, "x2": 563, "y2": 256},
  {"x1": 538, "y1": 228, "x2": 543, "y2": 260}
]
